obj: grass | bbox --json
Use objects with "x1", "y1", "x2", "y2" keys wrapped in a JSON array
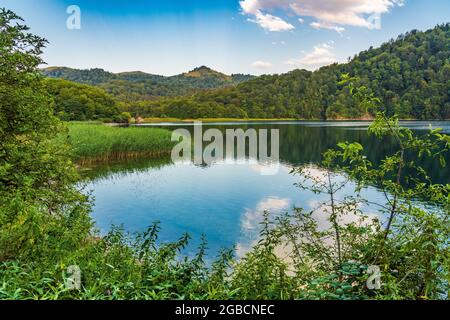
[{"x1": 65, "y1": 123, "x2": 175, "y2": 163}]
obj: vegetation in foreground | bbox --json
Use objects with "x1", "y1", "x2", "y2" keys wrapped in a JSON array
[
  {"x1": 64, "y1": 123, "x2": 175, "y2": 163},
  {"x1": 1, "y1": 9, "x2": 449, "y2": 300}
]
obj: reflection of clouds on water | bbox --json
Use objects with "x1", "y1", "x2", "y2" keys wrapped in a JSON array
[
  {"x1": 300, "y1": 165, "x2": 380, "y2": 227},
  {"x1": 249, "y1": 161, "x2": 281, "y2": 176},
  {"x1": 254, "y1": 162, "x2": 298, "y2": 177},
  {"x1": 307, "y1": 199, "x2": 379, "y2": 233},
  {"x1": 236, "y1": 197, "x2": 290, "y2": 258},
  {"x1": 301, "y1": 166, "x2": 329, "y2": 183},
  {"x1": 242, "y1": 197, "x2": 290, "y2": 234},
  {"x1": 236, "y1": 165, "x2": 382, "y2": 259}
]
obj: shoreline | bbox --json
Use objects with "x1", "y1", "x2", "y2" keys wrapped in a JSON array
[{"x1": 134, "y1": 118, "x2": 450, "y2": 125}]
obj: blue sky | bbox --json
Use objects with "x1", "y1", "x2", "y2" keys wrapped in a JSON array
[{"x1": 3, "y1": 0, "x2": 450, "y2": 75}]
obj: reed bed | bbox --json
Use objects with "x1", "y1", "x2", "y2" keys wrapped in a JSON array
[{"x1": 65, "y1": 123, "x2": 175, "y2": 163}]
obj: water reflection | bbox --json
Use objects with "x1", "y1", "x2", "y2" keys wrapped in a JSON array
[
  {"x1": 138, "y1": 121, "x2": 450, "y2": 184},
  {"x1": 85, "y1": 121, "x2": 450, "y2": 257},
  {"x1": 236, "y1": 196, "x2": 290, "y2": 258}
]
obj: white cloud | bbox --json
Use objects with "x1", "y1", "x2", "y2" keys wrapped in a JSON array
[
  {"x1": 240, "y1": 0, "x2": 294, "y2": 31},
  {"x1": 310, "y1": 22, "x2": 345, "y2": 33},
  {"x1": 240, "y1": 0, "x2": 404, "y2": 32},
  {"x1": 240, "y1": 0, "x2": 261, "y2": 15},
  {"x1": 251, "y1": 60, "x2": 273, "y2": 69},
  {"x1": 249, "y1": 12, "x2": 295, "y2": 32},
  {"x1": 285, "y1": 43, "x2": 337, "y2": 70}
]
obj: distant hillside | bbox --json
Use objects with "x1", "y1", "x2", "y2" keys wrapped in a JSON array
[
  {"x1": 42, "y1": 67, "x2": 116, "y2": 85},
  {"x1": 44, "y1": 78, "x2": 121, "y2": 122},
  {"x1": 43, "y1": 24, "x2": 450, "y2": 121},
  {"x1": 42, "y1": 66, "x2": 255, "y2": 102},
  {"x1": 129, "y1": 24, "x2": 450, "y2": 120}
]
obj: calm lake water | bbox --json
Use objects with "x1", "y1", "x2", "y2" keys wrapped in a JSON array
[{"x1": 83, "y1": 121, "x2": 450, "y2": 257}]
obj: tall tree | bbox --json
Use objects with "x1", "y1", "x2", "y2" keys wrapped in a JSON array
[{"x1": 0, "y1": 9, "x2": 90, "y2": 261}]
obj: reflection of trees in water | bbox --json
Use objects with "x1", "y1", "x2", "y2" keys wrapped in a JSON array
[
  {"x1": 84, "y1": 124, "x2": 450, "y2": 184},
  {"x1": 79, "y1": 156, "x2": 173, "y2": 182},
  {"x1": 197, "y1": 124, "x2": 450, "y2": 184},
  {"x1": 278, "y1": 125, "x2": 450, "y2": 185}
]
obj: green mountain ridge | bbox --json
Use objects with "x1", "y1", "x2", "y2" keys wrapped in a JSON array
[
  {"x1": 43, "y1": 24, "x2": 450, "y2": 121},
  {"x1": 129, "y1": 23, "x2": 449, "y2": 120},
  {"x1": 42, "y1": 65, "x2": 255, "y2": 102}
]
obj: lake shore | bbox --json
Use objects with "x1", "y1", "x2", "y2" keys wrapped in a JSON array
[{"x1": 138, "y1": 117, "x2": 448, "y2": 124}]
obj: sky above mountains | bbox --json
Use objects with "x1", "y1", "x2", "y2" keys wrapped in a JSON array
[{"x1": 3, "y1": 0, "x2": 450, "y2": 75}]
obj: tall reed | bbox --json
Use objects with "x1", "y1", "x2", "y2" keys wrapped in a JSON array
[{"x1": 65, "y1": 123, "x2": 175, "y2": 163}]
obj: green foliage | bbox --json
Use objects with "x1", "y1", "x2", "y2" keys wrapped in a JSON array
[
  {"x1": 128, "y1": 24, "x2": 450, "y2": 120},
  {"x1": 43, "y1": 25, "x2": 450, "y2": 120},
  {"x1": 306, "y1": 76, "x2": 450, "y2": 299},
  {"x1": 239, "y1": 77, "x2": 450, "y2": 299},
  {"x1": 45, "y1": 78, "x2": 120, "y2": 121},
  {"x1": 42, "y1": 66, "x2": 255, "y2": 103},
  {"x1": 231, "y1": 212, "x2": 294, "y2": 300},
  {"x1": 0, "y1": 8, "x2": 92, "y2": 263},
  {"x1": 64, "y1": 123, "x2": 175, "y2": 162},
  {"x1": 0, "y1": 225, "x2": 233, "y2": 300},
  {"x1": 42, "y1": 67, "x2": 118, "y2": 86},
  {"x1": 114, "y1": 112, "x2": 132, "y2": 124}
]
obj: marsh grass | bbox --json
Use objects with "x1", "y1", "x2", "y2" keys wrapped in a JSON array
[{"x1": 65, "y1": 123, "x2": 175, "y2": 163}]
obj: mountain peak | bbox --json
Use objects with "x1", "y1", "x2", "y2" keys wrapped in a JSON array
[
  {"x1": 184, "y1": 66, "x2": 231, "y2": 80},
  {"x1": 193, "y1": 65, "x2": 213, "y2": 72}
]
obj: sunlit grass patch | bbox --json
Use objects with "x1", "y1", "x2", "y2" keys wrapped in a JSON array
[{"x1": 65, "y1": 123, "x2": 175, "y2": 163}]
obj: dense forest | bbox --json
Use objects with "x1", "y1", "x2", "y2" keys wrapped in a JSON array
[
  {"x1": 43, "y1": 66, "x2": 255, "y2": 103},
  {"x1": 43, "y1": 24, "x2": 450, "y2": 121},
  {"x1": 134, "y1": 24, "x2": 450, "y2": 120},
  {"x1": 44, "y1": 79, "x2": 122, "y2": 121}
]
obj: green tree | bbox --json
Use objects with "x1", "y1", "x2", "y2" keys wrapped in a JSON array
[{"x1": 0, "y1": 9, "x2": 91, "y2": 261}]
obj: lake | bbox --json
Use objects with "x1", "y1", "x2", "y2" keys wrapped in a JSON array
[{"x1": 83, "y1": 121, "x2": 450, "y2": 258}]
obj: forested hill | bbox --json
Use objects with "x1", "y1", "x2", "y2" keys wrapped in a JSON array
[
  {"x1": 43, "y1": 24, "x2": 449, "y2": 121},
  {"x1": 42, "y1": 66, "x2": 255, "y2": 102},
  {"x1": 128, "y1": 24, "x2": 449, "y2": 120}
]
